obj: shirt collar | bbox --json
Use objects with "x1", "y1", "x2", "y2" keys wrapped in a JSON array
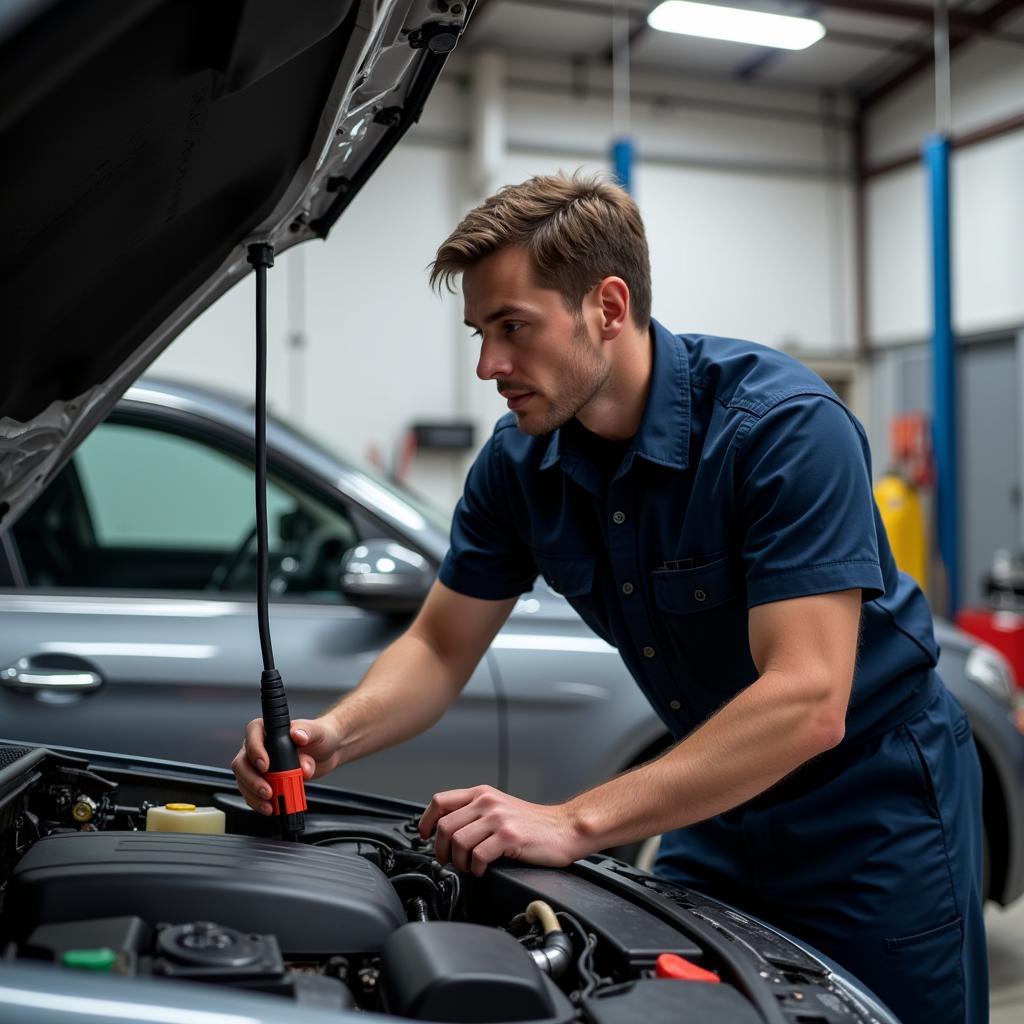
[{"x1": 539, "y1": 318, "x2": 691, "y2": 475}]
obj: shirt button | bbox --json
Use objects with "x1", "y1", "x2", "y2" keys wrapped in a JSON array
[
  {"x1": 643, "y1": 646, "x2": 656, "y2": 659},
  {"x1": 694, "y1": 589, "x2": 707, "y2": 602},
  {"x1": 622, "y1": 582, "x2": 634, "y2": 595},
  {"x1": 669, "y1": 700, "x2": 681, "y2": 710},
  {"x1": 612, "y1": 510, "x2": 626, "y2": 525}
]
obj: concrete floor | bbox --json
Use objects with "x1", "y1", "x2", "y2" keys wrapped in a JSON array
[{"x1": 987, "y1": 898, "x2": 1024, "y2": 1022}]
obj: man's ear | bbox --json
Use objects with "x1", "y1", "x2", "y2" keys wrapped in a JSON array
[{"x1": 594, "y1": 276, "x2": 630, "y2": 339}]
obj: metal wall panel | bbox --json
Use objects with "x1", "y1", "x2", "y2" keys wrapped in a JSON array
[{"x1": 868, "y1": 335, "x2": 1021, "y2": 607}]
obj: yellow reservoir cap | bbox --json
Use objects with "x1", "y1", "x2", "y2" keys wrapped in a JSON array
[{"x1": 146, "y1": 804, "x2": 226, "y2": 834}]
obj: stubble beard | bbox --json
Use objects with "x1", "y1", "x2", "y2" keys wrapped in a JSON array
[{"x1": 515, "y1": 321, "x2": 610, "y2": 437}]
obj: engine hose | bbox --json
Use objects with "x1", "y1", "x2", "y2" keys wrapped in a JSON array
[
  {"x1": 525, "y1": 900, "x2": 573, "y2": 979},
  {"x1": 391, "y1": 872, "x2": 444, "y2": 921}
]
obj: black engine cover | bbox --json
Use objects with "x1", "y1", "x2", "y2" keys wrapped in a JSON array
[
  {"x1": 7, "y1": 832, "x2": 405, "y2": 956},
  {"x1": 381, "y1": 922, "x2": 571, "y2": 1023}
]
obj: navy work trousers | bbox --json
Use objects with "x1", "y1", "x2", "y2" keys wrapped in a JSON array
[{"x1": 655, "y1": 684, "x2": 988, "y2": 1023}]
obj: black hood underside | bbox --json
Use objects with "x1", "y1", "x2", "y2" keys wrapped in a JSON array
[
  {"x1": 0, "y1": 0, "x2": 461, "y2": 528},
  {"x1": 2, "y1": 0, "x2": 361, "y2": 420}
]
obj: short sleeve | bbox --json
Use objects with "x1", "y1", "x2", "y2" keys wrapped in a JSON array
[
  {"x1": 736, "y1": 395, "x2": 885, "y2": 608},
  {"x1": 438, "y1": 428, "x2": 538, "y2": 600}
]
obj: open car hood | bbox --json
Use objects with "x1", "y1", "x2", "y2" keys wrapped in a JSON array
[
  {"x1": 0, "y1": 0, "x2": 468, "y2": 533},
  {"x1": 0, "y1": 739, "x2": 900, "y2": 1023}
]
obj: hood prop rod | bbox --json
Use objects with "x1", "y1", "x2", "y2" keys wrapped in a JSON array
[{"x1": 248, "y1": 242, "x2": 306, "y2": 841}]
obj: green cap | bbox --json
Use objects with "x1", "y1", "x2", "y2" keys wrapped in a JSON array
[{"x1": 61, "y1": 947, "x2": 119, "y2": 971}]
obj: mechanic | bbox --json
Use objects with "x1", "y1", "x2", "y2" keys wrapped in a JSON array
[{"x1": 233, "y1": 173, "x2": 986, "y2": 1024}]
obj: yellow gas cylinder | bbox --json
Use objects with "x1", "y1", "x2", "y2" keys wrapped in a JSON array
[
  {"x1": 145, "y1": 803, "x2": 226, "y2": 834},
  {"x1": 874, "y1": 472, "x2": 928, "y2": 592}
]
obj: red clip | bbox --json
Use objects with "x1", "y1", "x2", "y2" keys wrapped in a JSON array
[
  {"x1": 264, "y1": 768, "x2": 307, "y2": 815},
  {"x1": 655, "y1": 953, "x2": 720, "y2": 983}
]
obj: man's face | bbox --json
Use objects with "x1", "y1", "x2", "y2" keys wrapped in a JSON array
[{"x1": 463, "y1": 246, "x2": 609, "y2": 436}]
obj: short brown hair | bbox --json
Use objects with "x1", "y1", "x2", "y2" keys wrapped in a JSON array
[{"x1": 430, "y1": 172, "x2": 652, "y2": 328}]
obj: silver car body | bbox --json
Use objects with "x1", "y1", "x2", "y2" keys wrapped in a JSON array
[
  {"x1": 0, "y1": 2, "x2": 914, "y2": 1020},
  {"x1": 0, "y1": 380, "x2": 662, "y2": 803},
  {"x1": 1, "y1": 378, "x2": 1021, "y2": 906}
]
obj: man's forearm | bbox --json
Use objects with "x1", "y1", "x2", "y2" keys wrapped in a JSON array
[
  {"x1": 566, "y1": 668, "x2": 847, "y2": 852},
  {"x1": 414, "y1": 592, "x2": 859, "y2": 876},
  {"x1": 324, "y1": 632, "x2": 470, "y2": 764}
]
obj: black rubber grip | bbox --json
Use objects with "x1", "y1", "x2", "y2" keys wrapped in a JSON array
[
  {"x1": 260, "y1": 669, "x2": 291, "y2": 730},
  {"x1": 261, "y1": 669, "x2": 299, "y2": 773}
]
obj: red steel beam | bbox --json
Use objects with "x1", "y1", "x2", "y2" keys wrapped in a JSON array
[
  {"x1": 859, "y1": 0, "x2": 1024, "y2": 112},
  {"x1": 811, "y1": 0, "x2": 987, "y2": 31},
  {"x1": 862, "y1": 108, "x2": 1024, "y2": 180}
]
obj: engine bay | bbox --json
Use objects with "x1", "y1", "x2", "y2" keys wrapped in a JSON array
[{"x1": 0, "y1": 742, "x2": 889, "y2": 1023}]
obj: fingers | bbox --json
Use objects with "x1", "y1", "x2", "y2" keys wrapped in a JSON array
[
  {"x1": 231, "y1": 719, "x2": 273, "y2": 815},
  {"x1": 448, "y1": 819, "x2": 495, "y2": 873},
  {"x1": 467, "y1": 833, "x2": 509, "y2": 877},
  {"x1": 230, "y1": 747, "x2": 273, "y2": 815},
  {"x1": 243, "y1": 718, "x2": 269, "y2": 773},
  {"x1": 423, "y1": 786, "x2": 516, "y2": 872},
  {"x1": 290, "y1": 720, "x2": 313, "y2": 746},
  {"x1": 290, "y1": 718, "x2": 339, "y2": 780},
  {"x1": 433, "y1": 802, "x2": 485, "y2": 865},
  {"x1": 233, "y1": 715, "x2": 344, "y2": 815},
  {"x1": 420, "y1": 788, "x2": 575, "y2": 876},
  {"x1": 232, "y1": 765, "x2": 271, "y2": 813},
  {"x1": 419, "y1": 787, "x2": 483, "y2": 840}
]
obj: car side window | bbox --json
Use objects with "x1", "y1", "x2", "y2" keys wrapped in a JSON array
[
  {"x1": 12, "y1": 421, "x2": 359, "y2": 601},
  {"x1": 76, "y1": 422, "x2": 283, "y2": 550}
]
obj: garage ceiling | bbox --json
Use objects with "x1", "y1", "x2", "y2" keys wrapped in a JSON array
[{"x1": 461, "y1": 0, "x2": 1024, "y2": 106}]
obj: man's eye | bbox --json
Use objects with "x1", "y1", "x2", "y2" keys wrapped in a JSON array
[{"x1": 504, "y1": 321, "x2": 524, "y2": 335}]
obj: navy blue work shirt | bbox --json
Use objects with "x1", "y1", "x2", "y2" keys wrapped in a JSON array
[{"x1": 439, "y1": 319, "x2": 940, "y2": 748}]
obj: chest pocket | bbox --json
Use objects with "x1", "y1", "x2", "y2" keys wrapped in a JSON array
[
  {"x1": 652, "y1": 555, "x2": 744, "y2": 613},
  {"x1": 534, "y1": 553, "x2": 595, "y2": 597}
]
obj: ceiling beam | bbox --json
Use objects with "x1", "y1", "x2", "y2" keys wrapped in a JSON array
[
  {"x1": 733, "y1": 2, "x2": 821, "y2": 81},
  {"x1": 814, "y1": 0, "x2": 1024, "y2": 42},
  {"x1": 858, "y1": 0, "x2": 1024, "y2": 112},
  {"x1": 809, "y1": 0, "x2": 987, "y2": 31},
  {"x1": 601, "y1": 2, "x2": 655, "y2": 63},
  {"x1": 728, "y1": 2, "x2": 989, "y2": 84},
  {"x1": 824, "y1": 28, "x2": 934, "y2": 54},
  {"x1": 505, "y1": 0, "x2": 649, "y2": 20}
]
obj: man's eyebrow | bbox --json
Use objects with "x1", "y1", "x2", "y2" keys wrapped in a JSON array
[{"x1": 463, "y1": 304, "x2": 532, "y2": 329}]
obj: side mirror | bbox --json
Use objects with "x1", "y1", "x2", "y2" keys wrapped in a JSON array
[{"x1": 339, "y1": 540, "x2": 434, "y2": 614}]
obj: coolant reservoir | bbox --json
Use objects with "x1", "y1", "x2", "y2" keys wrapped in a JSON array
[{"x1": 145, "y1": 803, "x2": 225, "y2": 834}]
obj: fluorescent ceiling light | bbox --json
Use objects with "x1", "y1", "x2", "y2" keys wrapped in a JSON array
[{"x1": 648, "y1": 1, "x2": 826, "y2": 51}]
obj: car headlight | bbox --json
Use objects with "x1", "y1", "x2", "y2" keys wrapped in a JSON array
[
  {"x1": 828, "y1": 971, "x2": 901, "y2": 1024},
  {"x1": 965, "y1": 644, "x2": 1016, "y2": 709}
]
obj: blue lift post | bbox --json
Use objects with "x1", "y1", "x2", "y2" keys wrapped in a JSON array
[
  {"x1": 610, "y1": 1, "x2": 632, "y2": 196},
  {"x1": 612, "y1": 137, "x2": 634, "y2": 194},
  {"x1": 925, "y1": 133, "x2": 959, "y2": 615}
]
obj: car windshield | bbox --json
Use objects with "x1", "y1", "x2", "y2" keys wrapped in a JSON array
[{"x1": 278, "y1": 418, "x2": 453, "y2": 536}]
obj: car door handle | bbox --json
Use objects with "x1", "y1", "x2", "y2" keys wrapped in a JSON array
[{"x1": 2, "y1": 656, "x2": 104, "y2": 694}]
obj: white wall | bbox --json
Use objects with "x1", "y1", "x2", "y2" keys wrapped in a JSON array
[
  {"x1": 638, "y1": 164, "x2": 853, "y2": 352},
  {"x1": 866, "y1": 17, "x2": 1024, "y2": 164},
  {"x1": 153, "y1": 100, "x2": 475, "y2": 509},
  {"x1": 865, "y1": 15, "x2": 1024, "y2": 345},
  {"x1": 152, "y1": 55, "x2": 857, "y2": 512},
  {"x1": 865, "y1": 164, "x2": 928, "y2": 344}
]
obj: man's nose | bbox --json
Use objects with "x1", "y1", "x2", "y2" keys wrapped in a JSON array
[{"x1": 476, "y1": 337, "x2": 513, "y2": 381}]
